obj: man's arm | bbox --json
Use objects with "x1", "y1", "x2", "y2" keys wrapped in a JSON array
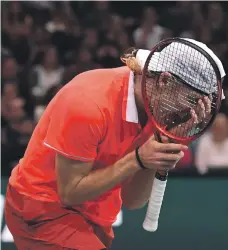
[
  {"x1": 56, "y1": 136, "x2": 186, "y2": 207},
  {"x1": 56, "y1": 151, "x2": 140, "y2": 206},
  {"x1": 121, "y1": 135, "x2": 184, "y2": 210},
  {"x1": 121, "y1": 169, "x2": 156, "y2": 210}
]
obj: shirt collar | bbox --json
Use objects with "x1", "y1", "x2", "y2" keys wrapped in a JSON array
[{"x1": 122, "y1": 71, "x2": 139, "y2": 123}]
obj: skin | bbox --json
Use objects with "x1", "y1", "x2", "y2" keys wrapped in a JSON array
[{"x1": 56, "y1": 71, "x2": 211, "y2": 210}]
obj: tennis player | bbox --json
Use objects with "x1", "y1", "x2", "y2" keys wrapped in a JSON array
[{"x1": 5, "y1": 38, "x2": 225, "y2": 250}]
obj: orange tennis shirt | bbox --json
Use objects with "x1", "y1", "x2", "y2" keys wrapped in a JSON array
[{"x1": 9, "y1": 66, "x2": 154, "y2": 227}]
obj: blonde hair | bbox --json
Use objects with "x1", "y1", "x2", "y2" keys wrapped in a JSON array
[{"x1": 120, "y1": 48, "x2": 142, "y2": 74}]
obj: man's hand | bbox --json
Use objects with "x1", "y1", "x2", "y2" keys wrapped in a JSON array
[
  {"x1": 121, "y1": 135, "x2": 186, "y2": 210},
  {"x1": 192, "y1": 96, "x2": 212, "y2": 123},
  {"x1": 167, "y1": 95, "x2": 212, "y2": 137},
  {"x1": 137, "y1": 135, "x2": 187, "y2": 171}
]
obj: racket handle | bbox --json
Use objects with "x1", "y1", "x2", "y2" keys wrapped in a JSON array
[{"x1": 143, "y1": 173, "x2": 167, "y2": 232}]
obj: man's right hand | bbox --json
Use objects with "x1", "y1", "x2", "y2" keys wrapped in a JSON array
[{"x1": 137, "y1": 135, "x2": 188, "y2": 171}]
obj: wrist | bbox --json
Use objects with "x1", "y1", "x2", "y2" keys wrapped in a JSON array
[
  {"x1": 135, "y1": 147, "x2": 148, "y2": 170},
  {"x1": 125, "y1": 151, "x2": 142, "y2": 172}
]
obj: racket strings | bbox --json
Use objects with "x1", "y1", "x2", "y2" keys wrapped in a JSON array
[
  {"x1": 146, "y1": 85, "x2": 216, "y2": 110},
  {"x1": 143, "y1": 41, "x2": 220, "y2": 138},
  {"x1": 145, "y1": 75, "x2": 216, "y2": 137},
  {"x1": 146, "y1": 73, "x2": 217, "y2": 108}
]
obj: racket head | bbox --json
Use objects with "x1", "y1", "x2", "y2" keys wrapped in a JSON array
[{"x1": 141, "y1": 38, "x2": 222, "y2": 144}]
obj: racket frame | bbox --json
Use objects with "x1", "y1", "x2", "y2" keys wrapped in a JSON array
[
  {"x1": 141, "y1": 37, "x2": 223, "y2": 232},
  {"x1": 141, "y1": 38, "x2": 222, "y2": 144}
]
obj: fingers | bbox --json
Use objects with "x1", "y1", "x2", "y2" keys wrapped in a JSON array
[
  {"x1": 155, "y1": 142, "x2": 188, "y2": 152},
  {"x1": 153, "y1": 151, "x2": 184, "y2": 162},
  {"x1": 142, "y1": 150, "x2": 184, "y2": 171},
  {"x1": 191, "y1": 96, "x2": 211, "y2": 124},
  {"x1": 157, "y1": 164, "x2": 176, "y2": 171},
  {"x1": 190, "y1": 109, "x2": 198, "y2": 124},
  {"x1": 197, "y1": 96, "x2": 211, "y2": 119},
  {"x1": 160, "y1": 136, "x2": 169, "y2": 143},
  {"x1": 158, "y1": 72, "x2": 172, "y2": 87},
  {"x1": 140, "y1": 136, "x2": 187, "y2": 171},
  {"x1": 183, "y1": 96, "x2": 212, "y2": 128},
  {"x1": 153, "y1": 160, "x2": 178, "y2": 171},
  {"x1": 197, "y1": 99, "x2": 206, "y2": 119},
  {"x1": 152, "y1": 151, "x2": 184, "y2": 171},
  {"x1": 203, "y1": 96, "x2": 211, "y2": 114},
  {"x1": 165, "y1": 96, "x2": 212, "y2": 135}
]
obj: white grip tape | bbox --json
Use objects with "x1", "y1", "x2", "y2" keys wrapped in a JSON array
[{"x1": 143, "y1": 178, "x2": 167, "y2": 232}]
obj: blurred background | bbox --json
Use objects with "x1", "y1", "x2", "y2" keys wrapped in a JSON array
[{"x1": 1, "y1": 1, "x2": 228, "y2": 250}]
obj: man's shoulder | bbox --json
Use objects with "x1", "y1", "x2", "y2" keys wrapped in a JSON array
[
  {"x1": 61, "y1": 66, "x2": 130, "y2": 97},
  {"x1": 71, "y1": 66, "x2": 130, "y2": 83},
  {"x1": 50, "y1": 66, "x2": 130, "y2": 116}
]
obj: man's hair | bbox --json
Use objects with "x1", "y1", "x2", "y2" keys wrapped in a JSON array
[{"x1": 120, "y1": 47, "x2": 142, "y2": 74}]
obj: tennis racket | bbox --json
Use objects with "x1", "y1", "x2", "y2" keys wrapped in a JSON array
[{"x1": 140, "y1": 38, "x2": 223, "y2": 232}]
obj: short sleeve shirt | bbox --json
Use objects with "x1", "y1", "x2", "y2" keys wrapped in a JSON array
[{"x1": 9, "y1": 67, "x2": 154, "y2": 226}]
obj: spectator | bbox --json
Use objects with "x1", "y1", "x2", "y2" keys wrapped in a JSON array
[
  {"x1": 196, "y1": 23, "x2": 213, "y2": 45},
  {"x1": 47, "y1": 4, "x2": 81, "y2": 62},
  {"x1": 1, "y1": 82, "x2": 19, "y2": 127},
  {"x1": 2, "y1": 56, "x2": 18, "y2": 83},
  {"x1": 82, "y1": 28, "x2": 99, "y2": 52},
  {"x1": 105, "y1": 14, "x2": 133, "y2": 52},
  {"x1": 206, "y1": 2, "x2": 227, "y2": 41},
  {"x1": 180, "y1": 3, "x2": 204, "y2": 39},
  {"x1": 2, "y1": 56, "x2": 35, "y2": 120},
  {"x1": 77, "y1": 47, "x2": 96, "y2": 71},
  {"x1": 2, "y1": 2, "x2": 32, "y2": 65},
  {"x1": 96, "y1": 43, "x2": 121, "y2": 68},
  {"x1": 160, "y1": 1, "x2": 192, "y2": 37},
  {"x1": 29, "y1": 27, "x2": 52, "y2": 65},
  {"x1": 83, "y1": 1, "x2": 111, "y2": 32},
  {"x1": 195, "y1": 113, "x2": 228, "y2": 175},
  {"x1": 45, "y1": 8, "x2": 67, "y2": 34},
  {"x1": 118, "y1": 32, "x2": 132, "y2": 52},
  {"x1": 110, "y1": 15, "x2": 126, "y2": 39},
  {"x1": 61, "y1": 56, "x2": 82, "y2": 84},
  {"x1": 34, "y1": 84, "x2": 62, "y2": 123},
  {"x1": 220, "y1": 87, "x2": 228, "y2": 116},
  {"x1": 30, "y1": 46, "x2": 64, "y2": 100},
  {"x1": 133, "y1": 7, "x2": 165, "y2": 49},
  {"x1": 1, "y1": 98, "x2": 34, "y2": 176},
  {"x1": 1, "y1": 1, "x2": 228, "y2": 177}
]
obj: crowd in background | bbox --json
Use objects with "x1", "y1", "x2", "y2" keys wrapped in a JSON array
[{"x1": 1, "y1": 1, "x2": 228, "y2": 177}]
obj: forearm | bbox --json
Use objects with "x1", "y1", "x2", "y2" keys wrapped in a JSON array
[
  {"x1": 121, "y1": 168, "x2": 156, "y2": 209},
  {"x1": 65, "y1": 152, "x2": 140, "y2": 206}
]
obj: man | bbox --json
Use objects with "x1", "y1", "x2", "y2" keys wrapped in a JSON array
[{"x1": 5, "y1": 39, "x2": 224, "y2": 250}]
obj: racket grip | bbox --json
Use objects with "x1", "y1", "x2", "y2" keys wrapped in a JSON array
[{"x1": 143, "y1": 174, "x2": 167, "y2": 232}]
